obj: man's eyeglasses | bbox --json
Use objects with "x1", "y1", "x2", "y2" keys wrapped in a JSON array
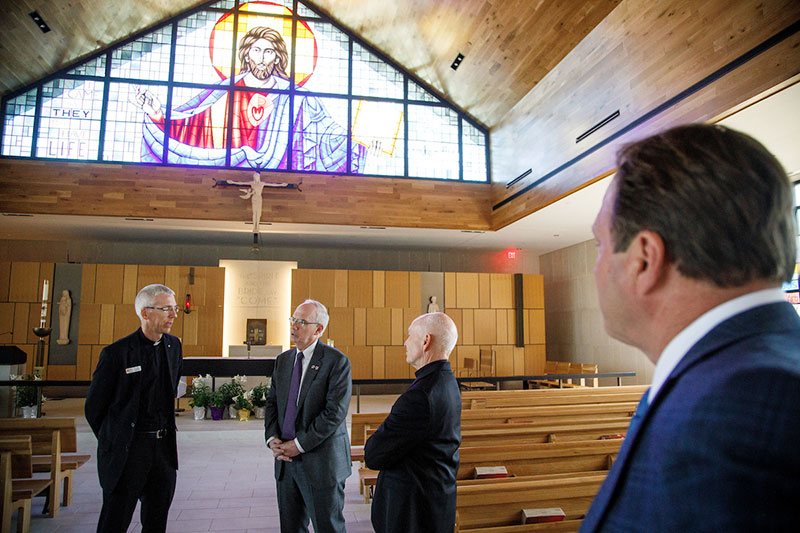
[
  {"x1": 146, "y1": 306, "x2": 182, "y2": 314},
  {"x1": 289, "y1": 316, "x2": 320, "y2": 327}
]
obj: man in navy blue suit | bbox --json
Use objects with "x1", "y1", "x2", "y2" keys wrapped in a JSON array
[
  {"x1": 365, "y1": 312, "x2": 461, "y2": 533},
  {"x1": 581, "y1": 124, "x2": 800, "y2": 532}
]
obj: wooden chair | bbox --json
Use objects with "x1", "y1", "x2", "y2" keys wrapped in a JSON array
[{"x1": 1, "y1": 436, "x2": 51, "y2": 533}]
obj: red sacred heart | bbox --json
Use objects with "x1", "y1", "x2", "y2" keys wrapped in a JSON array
[{"x1": 251, "y1": 105, "x2": 264, "y2": 122}]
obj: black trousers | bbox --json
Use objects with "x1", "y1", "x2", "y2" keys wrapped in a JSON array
[{"x1": 97, "y1": 434, "x2": 177, "y2": 533}]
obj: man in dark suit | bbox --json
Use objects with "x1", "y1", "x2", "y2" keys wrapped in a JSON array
[
  {"x1": 365, "y1": 312, "x2": 461, "y2": 533},
  {"x1": 581, "y1": 124, "x2": 800, "y2": 532},
  {"x1": 264, "y1": 299, "x2": 351, "y2": 533},
  {"x1": 85, "y1": 284, "x2": 184, "y2": 533}
]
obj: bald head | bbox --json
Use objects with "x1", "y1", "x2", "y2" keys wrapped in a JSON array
[{"x1": 405, "y1": 312, "x2": 458, "y2": 368}]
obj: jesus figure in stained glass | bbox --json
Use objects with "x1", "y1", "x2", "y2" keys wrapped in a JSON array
[{"x1": 133, "y1": 27, "x2": 365, "y2": 172}]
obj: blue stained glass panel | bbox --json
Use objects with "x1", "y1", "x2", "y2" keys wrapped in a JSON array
[
  {"x1": 110, "y1": 26, "x2": 172, "y2": 81},
  {"x1": 2, "y1": 90, "x2": 37, "y2": 157},
  {"x1": 66, "y1": 56, "x2": 107, "y2": 77}
]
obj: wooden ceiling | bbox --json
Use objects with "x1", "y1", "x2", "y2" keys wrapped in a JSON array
[
  {"x1": 1, "y1": 0, "x2": 799, "y2": 236},
  {"x1": 0, "y1": 0, "x2": 620, "y2": 129}
]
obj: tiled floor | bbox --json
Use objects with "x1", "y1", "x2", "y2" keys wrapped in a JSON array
[{"x1": 13, "y1": 394, "x2": 398, "y2": 533}]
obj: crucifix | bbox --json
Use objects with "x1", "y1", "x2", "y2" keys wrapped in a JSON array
[{"x1": 213, "y1": 171, "x2": 301, "y2": 250}]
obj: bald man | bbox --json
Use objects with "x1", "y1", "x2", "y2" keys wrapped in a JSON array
[{"x1": 365, "y1": 312, "x2": 462, "y2": 533}]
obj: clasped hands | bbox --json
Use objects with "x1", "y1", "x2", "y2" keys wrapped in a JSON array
[{"x1": 269, "y1": 438, "x2": 300, "y2": 461}]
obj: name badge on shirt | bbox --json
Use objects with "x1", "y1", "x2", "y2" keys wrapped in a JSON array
[{"x1": 125, "y1": 366, "x2": 142, "y2": 374}]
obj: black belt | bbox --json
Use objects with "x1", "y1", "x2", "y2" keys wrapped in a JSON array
[{"x1": 134, "y1": 428, "x2": 170, "y2": 439}]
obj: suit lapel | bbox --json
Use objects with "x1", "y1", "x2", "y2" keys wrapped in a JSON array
[{"x1": 583, "y1": 301, "x2": 799, "y2": 531}]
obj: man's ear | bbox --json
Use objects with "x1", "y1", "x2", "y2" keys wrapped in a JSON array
[
  {"x1": 629, "y1": 230, "x2": 667, "y2": 294},
  {"x1": 422, "y1": 333, "x2": 433, "y2": 352}
]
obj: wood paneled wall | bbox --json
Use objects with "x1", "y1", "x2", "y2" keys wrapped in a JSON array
[
  {"x1": 0, "y1": 160, "x2": 492, "y2": 231},
  {"x1": 292, "y1": 269, "x2": 545, "y2": 379},
  {"x1": 0, "y1": 261, "x2": 224, "y2": 379}
]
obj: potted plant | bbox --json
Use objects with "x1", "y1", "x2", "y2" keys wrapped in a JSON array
[
  {"x1": 250, "y1": 380, "x2": 270, "y2": 419},
  {"x1": 209, "y1": 390, "x2": 226, "y2": 420},
  {"x1": 12, "y1": 374, "x2": 40, "y2": 418},
  {"x1": 234, "y1": 391, "x2": 254, "y2": 421},
  {"x1": 188, "y1": 374, "x2": 212, "y2": 420},
  {"x1": 219, "y1": 375, "x2": 246, "y2": 419}
]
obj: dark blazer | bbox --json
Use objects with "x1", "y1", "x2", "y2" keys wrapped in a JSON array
[
  {"x1": 84, "y1": 329, "x2": 183, "y2": 491},
  {"x1": 263, "y1": 341, "x2": 352, "y2": 486},
  {"x1": 365, "y1": 360, "x2": 461, "y2": 533},
  {"x1": 580, "y1": 302, "x2": 800, "y2": 532}
]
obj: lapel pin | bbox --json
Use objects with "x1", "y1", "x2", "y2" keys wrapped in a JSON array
[{"x1": 311, "y1": 365, "x2": 320, "y2": 370}]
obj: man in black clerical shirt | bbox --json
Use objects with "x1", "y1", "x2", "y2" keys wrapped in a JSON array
[
  {"x1": 365, "y1": 312, "x2": 461, "y2": 533},
  {"x1": 86, "y1": 284, "x2": 184, "y2": 532}
]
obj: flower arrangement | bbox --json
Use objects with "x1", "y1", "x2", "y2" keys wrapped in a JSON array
[
  {"x1": 188, "y1": 374, "x2": 212, "y2": 408},
  {"x1": 234, "y1": 390, "x2": 253, "y2": 411},
  {"x1": 250, "y1": 382, "x2": 269, "y2": 408},
  {"x1": 218, "y1": 375, "x2": 246, "y2": 406},
  {"x1": 11, "y1": 374, "x2": 40, "y2": 408}
]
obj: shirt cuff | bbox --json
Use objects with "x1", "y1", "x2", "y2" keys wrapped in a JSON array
[{"x1": 294, "y1": 438, "x2": 305, "y2": 453}]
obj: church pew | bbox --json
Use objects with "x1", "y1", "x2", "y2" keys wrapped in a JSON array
[
  {"x1": 0, "y1": 418, "x2": 91, "y2": 513},
  {"x1": 457, "y1": 439, "x2": 622, "y2": 480},
  {"x1": 455, "y1": 473, "x2": 607, "y2": 532},
  {"x1": 352, "y1": 400, "x2": 637, "y2": 446},
  {"x1": 460, "y1": 420, "x2": 629, "y2": 447},
  {"x1": 1, "y1": 436, "x2": 51, "y2": 533},
  {"x1": 459, "y1": 519, "x2": 583, "y2": 532},
  {"x1": 456, "y1": 472, "x2": 606, "y2": 533},
  {"x1": 461, "y1": 385, "x2": 648, "y2": 410}
]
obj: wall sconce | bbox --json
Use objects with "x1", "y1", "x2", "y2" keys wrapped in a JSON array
[{"x1": 184, "y1": 294, "x2": 192, "y2": 315}]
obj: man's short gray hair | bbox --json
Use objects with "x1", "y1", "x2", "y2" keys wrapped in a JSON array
[
  {"x1": 412, "y1": 312, "x2": 458, "y2": 358},
  {"x1": 134, "y1": 284, "x2": 175, "y2": 319},
  {"x1": 302, "y1": 299, "x2": 329, "y2": 331}
]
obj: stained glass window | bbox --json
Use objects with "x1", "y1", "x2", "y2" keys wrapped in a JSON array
[
  {"x1": 408, "y1": 105, "x2": 459, "y2": 179},
  {"x1": 110, "y1": 26, "x2": 172, "y2": 81},
  {"x1": 352, "y1": 100, "x2": 404, "y2": 176},
  {"x1": 104, "y1": 83, "x2": 168, "y2": 162},
  {"x1": 66, "y1": 56, "x2": 106, "y2": 78},
  {"x1": 352, "y1": 43, "x2": 403, "y2": 99},
  {"x1": 2, "y1": 90, "x2": 37, "y2": 157},
  {"x1": 0, "y1": 0, "x2": 488, "y2": 181},
  {"x1": 37, "y1": 79, "x2": 104, "y2": 160},
  {"x1": 300, "y1": 22, "x2": 349, "y2": 95},
  {"x1": 463, "y1": 121, "x2": 488, "y2": 182},
  {"x1": 175, "y1": 11, "x2": 230, "y2": 84}
]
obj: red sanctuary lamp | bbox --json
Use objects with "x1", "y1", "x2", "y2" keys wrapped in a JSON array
[{"x1": 184, "y1": 294, "x2": 192, "y2": 315}]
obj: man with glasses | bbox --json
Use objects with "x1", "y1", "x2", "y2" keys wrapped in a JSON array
[
  {"x1": 264, "y1": 299, "x2": 352, "y2": 533},
  {"x1": 86, "y1": 284, "x2": 184, "y2": 532}
]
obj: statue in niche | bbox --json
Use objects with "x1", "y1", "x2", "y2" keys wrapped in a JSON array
[
  {"x1": 427, "y1": 296, "x2": 440, "y2": 314},
  {"x1": 57, "y1": 290, "x2": 72, "y2": 345}
]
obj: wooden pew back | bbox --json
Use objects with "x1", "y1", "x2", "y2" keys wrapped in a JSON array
[
  {"x1": 456, "y1": 473, "x2": 607, "y2": 531},
  {"x1": 0, "y1": 418, "x2": 78, "y2": 454},
  {"x1": 457, "y1": 439, "x2": 622, "y2": 480},
  {"x1": 460, "y1": 420, "x2": 629, "y2": 447}
]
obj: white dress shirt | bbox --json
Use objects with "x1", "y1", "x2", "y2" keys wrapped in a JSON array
[{"x1": 648, "y1": 288, "x2": 785, "y2": 404}]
